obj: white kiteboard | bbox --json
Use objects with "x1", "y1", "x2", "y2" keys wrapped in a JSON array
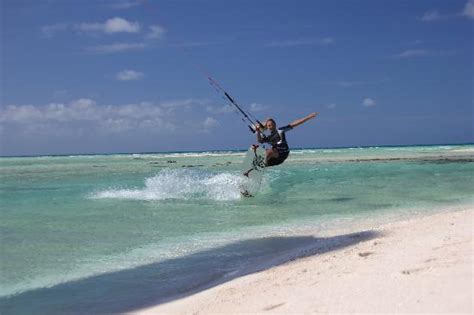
[{"x1": 240, "y1": 145, "x2": 266, "y2": 197}]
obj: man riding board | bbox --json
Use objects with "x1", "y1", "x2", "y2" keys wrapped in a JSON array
[
  {"x1": 243, "y1": 112, "x2": 319, "y2": 177},
  {"x1": 255, "y1": 112, "x2": 319, "y2": 167}
]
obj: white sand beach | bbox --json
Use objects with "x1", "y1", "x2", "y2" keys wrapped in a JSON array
[{"x1": 134, "y1": 208, "x2": 473, "y2": 314}]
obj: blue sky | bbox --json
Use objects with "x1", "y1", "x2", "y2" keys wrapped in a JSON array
[{"x1": 1, "y1": 0, "x2": 473, "y2": 156}]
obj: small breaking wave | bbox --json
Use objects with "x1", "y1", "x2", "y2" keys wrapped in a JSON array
[{"x1": 91, "y1": 169, "x2": 245, "y2": 201}]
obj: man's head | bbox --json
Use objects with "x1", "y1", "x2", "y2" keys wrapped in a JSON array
[{"x1": 265, "y1": 118, "x2": 277, "y2": 131}]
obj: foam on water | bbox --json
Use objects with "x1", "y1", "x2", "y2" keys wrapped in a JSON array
[{"x1": 91, "y1": 169, "x2": 246, "y2": 201}]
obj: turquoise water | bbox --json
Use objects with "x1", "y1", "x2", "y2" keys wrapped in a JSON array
[{"x1": 1, "y1": 145, "x2": 473, "y2": 313}]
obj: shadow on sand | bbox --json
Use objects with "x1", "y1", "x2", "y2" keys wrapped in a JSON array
[{"x1": 1, "y1": 230, "x2": 380, "y2": 314}]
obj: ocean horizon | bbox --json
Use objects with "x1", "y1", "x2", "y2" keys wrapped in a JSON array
[{"x1": 1, "y1": 142, "x2": 473, "y2": 158}]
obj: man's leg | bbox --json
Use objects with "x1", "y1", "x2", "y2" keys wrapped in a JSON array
[{"x1": 265, "y1": 148, "x2": 279, "y2": 165}]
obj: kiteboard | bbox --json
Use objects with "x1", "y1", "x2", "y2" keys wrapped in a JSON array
[{"x1": 240, "y1": 145, "x2": 266, "y2": 197}]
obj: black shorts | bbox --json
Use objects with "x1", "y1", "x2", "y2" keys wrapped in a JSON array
[{"x1": 267, "y1": 150, "x2": 289, "y2": 167}]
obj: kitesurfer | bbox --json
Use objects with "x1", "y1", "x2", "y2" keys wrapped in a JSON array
[{"x1": 255, "y1": 112, "x2": 319, "y2": 166}]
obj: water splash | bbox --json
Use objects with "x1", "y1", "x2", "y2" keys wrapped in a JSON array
[{"x1": 91, "y1": 169, "x2": 245, "y2": 201}]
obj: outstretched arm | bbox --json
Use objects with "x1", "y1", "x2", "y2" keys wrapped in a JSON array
[{"x1": 289, "y1": 112, "x2": 319, "y2": 128}]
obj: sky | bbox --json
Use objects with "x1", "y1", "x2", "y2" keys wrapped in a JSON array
[{"x1": 1, "y1": 0, "x2": 473, "y2": 156}]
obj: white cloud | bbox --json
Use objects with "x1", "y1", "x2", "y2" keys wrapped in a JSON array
[
  {"x1": 362, "y1": 98, "x2": 376, "y2": 107},
  {"x1": 249, "y1": 103, "x2": 268, "y2": 112},
  {"x1": 327, "y1": 103, "x2": 337, "y2": 109},
  {"x1": 138, "y1": 115, "x2": 177, "y2": 131},
  {"x1": 203, "y1": 117, "x2": 219, "y2": 130},
  {"x1": 101, "y1": 118, "x2": 136, "y2": 133},
  {"x1": 0, "y1": 99, "x2": 170, "y2": 134},
  {"x1": 1, "y1": 104, "x2": 43, "y2": 123},
  {"x1": 266, "y1": 37, "x2": 334, "y2": 47},
  {"x1": 422, "y1": 1, "x2": 474, "y2": 21},
  {"x1": 105, "y1": 17, "x2": 140, "y2": 33},
  {"x1": 393, "y1": 49, "x2": 430, "y2": 58},
  {"x1": 77, "y1": 17, "x2": 141, "y2": 34},
  {"x1": 116, "y1": 70, "x2": 144, "y2": 81},
  {"x1": 0, "y1": 99, "x2": 95, "y2": 124},
  {"x1": 42, "y1": 18, "x2": 141, "y2": 38},
  {"x1": 147, "y1": 25, "x2": 166, "y2": 40},
  {"x1": 463, "y1": 0, "x2": 474, "y2": 18},
  {"x1": 85, "y1": 42, "x2": 147, "y2": 54}
]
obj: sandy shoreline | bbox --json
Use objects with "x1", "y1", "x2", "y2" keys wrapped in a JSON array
[{"x1": 133, "y1": 208, "x2": 473, "y2": 314}]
